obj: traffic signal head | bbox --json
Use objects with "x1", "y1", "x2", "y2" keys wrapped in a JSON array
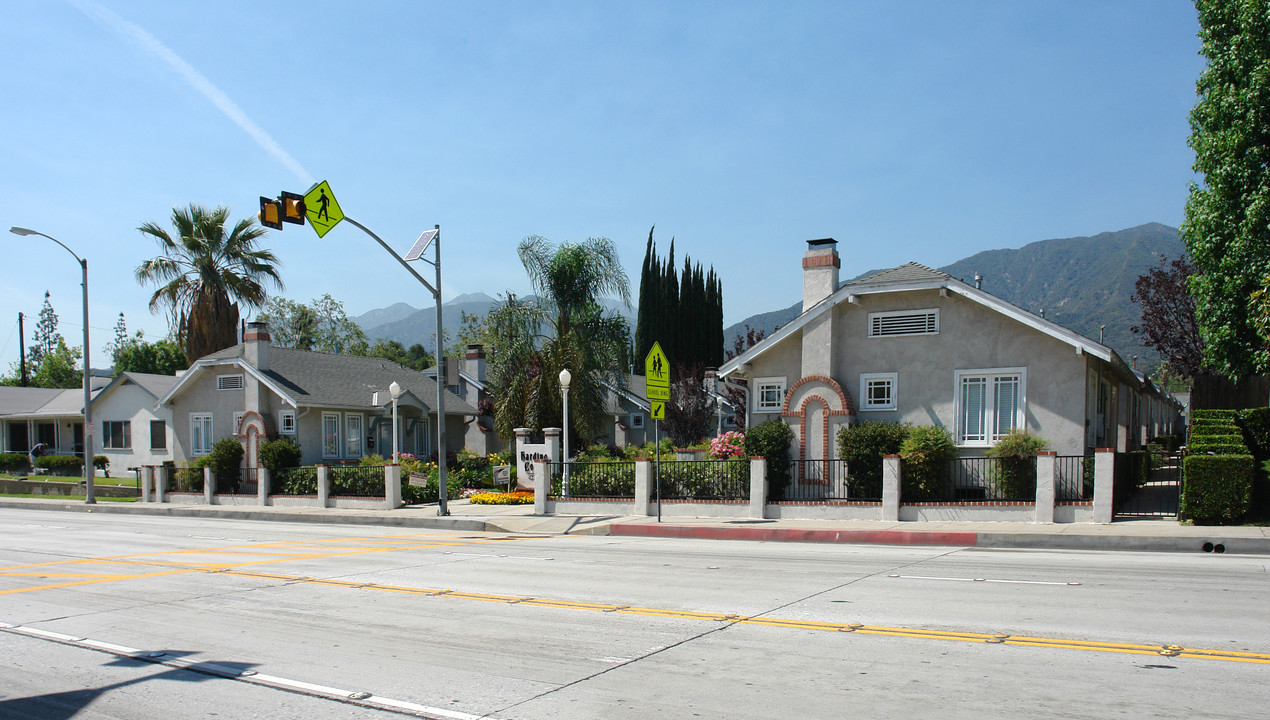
[
  {"x1": 280, "y1": 191, "x2": 306, "y2": 225},
  {"x1": 258, "y1": 196, "x2": 283, "y2": 230}
]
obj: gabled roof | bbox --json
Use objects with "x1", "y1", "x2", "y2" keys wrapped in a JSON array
[
  {"x1": 720, "y1": 261, "x2": 1136, "y2": 383},
  {"x1": 91, "y1": 372, "x2": 180, "y2": 409},
  {"x1": 0, "y1": 385, "x2": 105, "y2": 418},
  {"x1": 158, "y1": 343, "x2": 478, "y2": 416}
]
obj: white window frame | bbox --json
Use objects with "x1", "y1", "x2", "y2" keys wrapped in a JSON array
[
  {"x1": 630, "y1": 412, "x2": 645, "y2": 429},
  {"x1": 322, "y1": 413, "x2": 340, "y2": 459},
  {"x1": 345, "y1": 413, "x2": 364, "y2": 458},
  {"x1": 279, "y1": 410, "x2": 296, "y2": 435},
  {"x1": 859, "y1": 373, "x2": 898, "y2": 412},
  {"x1": 217, "y1": 374, "x2": 245, "y2": 391},
  {"x1": 102, "y1": 420, "x2": 131, "y2": 450},
  {"x1": 190, "y1": 413, "x2": 213, "y2": 456},
  {"x1": 954, "y1": 367, "x2": 1026, "y2": 447},
  {"x1": 868, "y1": 308, "x2": 940, "y2": 338},
  {"x1": 754, "y1": 377, "x2": 786, "y2": 414},
  {"x1": 232, "y1": 411, "x2": 245, "y2": 436}
]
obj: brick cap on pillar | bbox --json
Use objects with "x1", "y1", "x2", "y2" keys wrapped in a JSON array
[
  {"x1": 884, "y1": 454, "x2": 901, "y2": 459},
  {"x1": 1095, "y1": 448, "x2": 1115, "y2": 453},
  {"x1": 1037, "y1": 451, "x2": 1057, "y2": 456}
]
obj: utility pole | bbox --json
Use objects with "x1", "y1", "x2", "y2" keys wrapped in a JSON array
[{"x1": 18, "y1": 312, "x2": 27, "y2": 387}]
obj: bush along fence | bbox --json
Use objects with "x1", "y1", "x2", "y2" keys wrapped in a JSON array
[
  {"x1": 531, "y1": 451, "x2": 1120, "y2": 523},
  {"x1": 1180, "y1": 408, "x2": 1263, "y2": 525},
  {"x1": 140, "y1": 463, "x2": 402, "y2": 510}
]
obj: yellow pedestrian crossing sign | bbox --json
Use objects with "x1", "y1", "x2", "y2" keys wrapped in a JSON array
[
  {"x1": 304, "y1": 180, "x2": 344, "y2": 238},
  {"x1": 645, "y1": 342, "x2": 670, "y2": 401},
  {"x1": 650, "y1": 401, "x2": 665, "y2": 420}
]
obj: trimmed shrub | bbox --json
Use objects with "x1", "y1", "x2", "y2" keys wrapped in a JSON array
[
  {"x1": 0, "y1": 452, "x2": 29, "y2": 473},
  {"x1": 258, "y1": 437, "x2": 303, "y2": 473},
  {"x1": 35, "y1": 455, "x2": 84, "y2": 476},
  {"x1": 175, "y1": 457, "x2": 210, "y2": 491},
  {"x1": 1188, "y1": 443, "x2": 1249, "y2": 456},
  {"x1": 899, "y1": 425, "x2": 956, "y2": 500},
  {"x1": 1182, "y1": 454, "x2": 1254, "y2": 524},
  {"x1": 207, "y1": 438, "x2": 244, "y2": 492},
  {"x1": 745, "y1": 419, "x2": 795, "y2": 500},
  {"x1": 1191, "y1": 433, "x2": 1244, "y2": 446},
  {"x1": 401, "y1": 472, "x2": 465, "y2": 504},
  {"x1": 1236, "y1": 407, "x2": 1270, "y2": 461},
  {"x1": 1191, "y1": 409, "x2": 1239, "y2": 421},
  {"x1": 276, "y1": 465, "x2": 317, "y2": 494},
  {"x1": 838, "y1": 421, "x2": 910, "y2": 500},
  {"x1": 986, "y1": 430, "x2": 1049, "y2": 500}
]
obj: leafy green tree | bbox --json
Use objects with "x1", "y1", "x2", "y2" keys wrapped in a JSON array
[
  {"x1": 114, "y1": 333, "x2": 188, "y2": 376},
  {"x1": 362, "y1": 338, "x2": 434, "y2": 371},
  {"x1": 1182, "y1": 0, "x2": 1270, "y2": 379},
  {"x1": 135, "y1": 203, "x2": 283, "y2": 362},
  {"x1": 258, "y1": 294, "x2": 366, "y2": 354},
  {"x1": 486, "y1": 236, "x2": 632, "y2": 445},
  {"x1": 29, "y1": 338, "x2": 82, "y2": 389}
]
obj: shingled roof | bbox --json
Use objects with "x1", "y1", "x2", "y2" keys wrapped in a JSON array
[
  {"x1": 847, "y1": 262, "x2": 951, "y2": 287},
  {"x1": 196, "y1": 343, "x2": 477, "y2": 415}
]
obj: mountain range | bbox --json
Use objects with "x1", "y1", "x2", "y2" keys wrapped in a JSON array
[{"x1": 355, "y1": 223, "x2": 1184, "y2": 372}]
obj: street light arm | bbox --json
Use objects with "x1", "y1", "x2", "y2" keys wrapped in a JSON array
[{"x1": 10, "y1": 227, "x2": 83, "y2": 264}]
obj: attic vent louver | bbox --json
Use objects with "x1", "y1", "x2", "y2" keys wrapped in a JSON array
[
  {"x1": 868, "y1": 309, "x2": 939, "y2": 338},
  {"x1": 217, "y1": 374, "x2": 245, "y2": 390}
]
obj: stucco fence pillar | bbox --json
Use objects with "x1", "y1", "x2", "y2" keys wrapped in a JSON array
[
  {"x1": 203, "y1": 467, "x2": 215, "y2": 504},
  {"x1": 749, "y1": 457, "x2": 767, "y2": 519},
  {"x1": 140, "y1": 466, "x2": 153, "y2": 503},
  {"x1": 155, "y1": 466, "x2": 166, "y2": 503},
  {"x1": 882, "y1": 455, "x2": 901, "y2": 521},
  {"x1": 317, "y1": 464, "x2": 330, "y2": 508},
  {"x1": 533, "y1": 460, "x2": 550, "y2": 515},
  {"x1": 634, "y1": 460, "x2": 652, "y2": 516},
  {"x1": 385, "y1": 464, "x2": 402, "y2": 509},
  {"x1": 1092, "y1": 448, "x2": 1115, "y2": 524},
  {"x1": 258, "y1": 468, "x2": 270, "y2": 506},
  {"x1": 1035, "y1": 451, "x2": 1057, "y2": 523}
]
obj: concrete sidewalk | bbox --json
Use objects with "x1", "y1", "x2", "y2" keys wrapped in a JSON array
[{"x1": 3, "y1": 496, "x2": 1269, "y2": 554}]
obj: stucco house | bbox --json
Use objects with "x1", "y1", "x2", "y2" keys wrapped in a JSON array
[
  {"x1": 89, "y1": 372, "x2": 178, "y2": 474},
  {"x1": 0, "y1": 376, "x2": 110, "y2": 462},
  {"x1": 156, "y1": 322, "x2": 478, "y2": 468},
  {"x1": 422, "y1": 344, "x2": 503, "y2": 456},
  {"x1": 719, "y1": 239, "x2": 1183, "y2": 460}
]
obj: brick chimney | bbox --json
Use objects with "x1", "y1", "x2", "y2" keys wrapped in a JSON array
[
  {"x1": 244, "y1": 321, "x2": 270, "y2": 373},
  {"x1": 803, "y1": 238, "x2": 840, "y2": 312},
  {"x1": 465, "y1": 344, "x2": 486, "y2": 382}
]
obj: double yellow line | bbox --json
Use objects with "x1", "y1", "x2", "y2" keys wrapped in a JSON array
[{"x1": 213, "y1": 568, "x2": 1270, "y2": 666}]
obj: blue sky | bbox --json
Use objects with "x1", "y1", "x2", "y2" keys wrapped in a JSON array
[{"x1": 1, "y1": 1, "x2": 1202, "y2": 372}]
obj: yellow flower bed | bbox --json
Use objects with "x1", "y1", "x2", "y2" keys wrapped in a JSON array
[{"x1": 468, "y1": 491, "x2": 534, "y2": 505}]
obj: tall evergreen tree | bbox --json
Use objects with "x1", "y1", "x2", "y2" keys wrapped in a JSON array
[{"x1": 633, "y1": 232, "x2": 725, "y2": 375}]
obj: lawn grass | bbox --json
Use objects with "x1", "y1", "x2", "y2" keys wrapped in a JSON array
[{"x1": 0, "y1": 473, "x2": 137, "y2": 487}]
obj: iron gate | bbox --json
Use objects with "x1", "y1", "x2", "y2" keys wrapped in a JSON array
[{"x1": 1114, "y1": 451, "x2": 1181, "y2": 518}]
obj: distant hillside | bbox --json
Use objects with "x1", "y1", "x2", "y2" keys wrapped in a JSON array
[
  {"x1": 360, "y1": 292, "x2": 636, "y2": 348},
  {"x1": 352, "y1": 302, "x2": 420, "y2": 330},
  {"x1": 723, "y1": 223, "x2": 1184, "y2": 371}
]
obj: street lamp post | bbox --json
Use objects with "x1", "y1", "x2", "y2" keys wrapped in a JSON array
[
  {"x1": 389, "y1": 381, "x2": 402, "y2": 463},
  {"x1": 10, "y1": 226, "x2": 94, "y2": 504},
  {"x1": 559, "y1": 368, "x2": 571, "y2": 495}
]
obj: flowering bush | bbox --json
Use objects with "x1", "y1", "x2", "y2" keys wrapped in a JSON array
[
  {"x1": 709, "y1": 431, "x2": 746, "y2": 459},
  {"x1": 468, "y1": 491, "x2": 534, "y2": 505}
]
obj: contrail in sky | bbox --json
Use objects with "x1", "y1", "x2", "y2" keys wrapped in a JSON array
[{"x1": 71, "y1": 0, "x2": 315, "y2": 187}]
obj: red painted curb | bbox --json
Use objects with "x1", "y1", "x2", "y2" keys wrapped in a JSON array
[{"x1": 610, "y1": 523, "x2": 978, "y2": 547}]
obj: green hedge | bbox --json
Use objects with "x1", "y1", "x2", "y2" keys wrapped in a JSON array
[
  {"x1": 1188, "y1": 443, "x2": 1250, "y2": 456},
  {"x1": 1236, "y1": 407, "x2": 1270, "y2": 462},
  {"x1": 35, "y1": 455, "x2": 85, "y2": 476},
  {"x1": 745, "y1": 420, "x2": 794, "y2": 501},
  {"x1": 1191, "y1": 433, "x2": 1244, "y2": 446},
  {"x1": 1182, "y1": 454, "x2": 1254, "y2": 524},
  {"x1": 837, "y1": 421, "x2": 909, "y2": 500},
  {"x1": 0, "y1": 452, "x2": 28, "y2": 473},
  {"x1": 1191, "y1": 409, "x2": 1239, "y2": 421}
]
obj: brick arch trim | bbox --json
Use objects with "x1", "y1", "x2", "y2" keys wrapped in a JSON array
[
  {"x1": 779, "y1": 375, "x2": 855, "y2": 461},
  {"x1": 780, "y1": 374, "x2": 854, "y2": 416}
]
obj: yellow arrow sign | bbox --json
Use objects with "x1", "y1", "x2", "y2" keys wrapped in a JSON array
[
  {"x1": 650, "y1": 401, "x2": 665, "y2": 421},
  {"x1": 304, "y1": 180, "x2": 344, "y2": 238}
]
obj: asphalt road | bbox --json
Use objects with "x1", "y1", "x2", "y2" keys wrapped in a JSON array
[{"x1": 1, "y1": 508, "x2": 1268, "y2": 719}]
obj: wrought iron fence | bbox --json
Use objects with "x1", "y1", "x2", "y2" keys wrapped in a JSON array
[
  {"x1": 1113, "y1": 451, "x2": 1149, "y2": 512},
  {"x1": 550, "y1": 461, "x2": 637, "y2": 498},
  {"x1": 166, "y1": 464, "x2": 203, "y2": 493},
  {"x1": 329, "y1": 465, "x2": 385, "y2": 497},
  {"x1": 237, "y1": 467, "x2": 259, "y2": 495},
  {"x1": 919, "y1": 456, "x2": 1037, "y2": 502},
  {"x1": 658, "y1": 460, "x2": 749, "y2": 501},
  {"x1": 1054, "y1": 455, "x2": 1091, "y2": 501},
  {"x1": 782, "y1": 459, "x2": 866, "y2": 501},
  {"x1": 274, "y1": 466, "x2": 317, "y2": 494}
]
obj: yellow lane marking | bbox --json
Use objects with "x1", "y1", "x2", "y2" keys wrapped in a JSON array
[
  {"x1": 211, "y1": 568, "x2": 1270, "y2": 666},
  {"x1": 0, "y1": 532, "x2": 552, "y2": 594}
]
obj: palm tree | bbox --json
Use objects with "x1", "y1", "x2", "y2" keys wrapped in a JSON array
[
  {"x1": 135, "y1": 203, "x2": 283, "y2": 361},
  {"x1": 486, "y1": 236, "x2": 632, "y2": 447}
]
